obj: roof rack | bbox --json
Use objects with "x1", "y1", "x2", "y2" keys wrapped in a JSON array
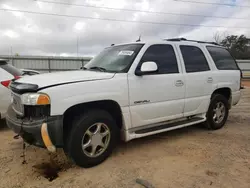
[{"x1": 164, "y1": 38, "x2": 220, "y2": 46}]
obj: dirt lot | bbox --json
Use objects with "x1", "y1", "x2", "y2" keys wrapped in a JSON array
[
  {"x1": 0, "y1": 89, "x2": 250, "y2": 188},
  {"x1": 242, "y1": 80, "x2": 250, "y2": 88}
]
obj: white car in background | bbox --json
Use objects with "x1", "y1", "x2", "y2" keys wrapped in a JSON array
[{"x1": 0, "y1": 59, "x2": 22, "y2": 119}]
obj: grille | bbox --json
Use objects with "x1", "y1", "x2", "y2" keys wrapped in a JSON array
[
  {"x1": 11, "y1": 92, "x2": 24, "y2": 116},
  {"x1": 24, "y1": 105, "x2": 50, "y2": 118}
]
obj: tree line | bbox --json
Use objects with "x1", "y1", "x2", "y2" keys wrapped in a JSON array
[{"x1": 213, "y1": 32, "x2": 250, "y2": 59}]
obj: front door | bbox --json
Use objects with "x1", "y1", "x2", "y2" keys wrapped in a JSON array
[{"x1": 128, "y1": 44, "x2": 185, "y2": 128}]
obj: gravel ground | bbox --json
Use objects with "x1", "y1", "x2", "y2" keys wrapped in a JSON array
[
  {"x1": 0, "y1": 89, "x2": 249, "y2": 188},
  {"x1": 242, "y1": 80, "x2": 250, "y2": 88}
]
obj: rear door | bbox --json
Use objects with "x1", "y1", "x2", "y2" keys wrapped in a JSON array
[{"x1": 177, "y1": 44, "x2": 213, "y2": 117}]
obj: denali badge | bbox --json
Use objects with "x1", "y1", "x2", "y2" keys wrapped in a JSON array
[{"x1": 134, "y1": 100, "x2": 150, "y2": 105}]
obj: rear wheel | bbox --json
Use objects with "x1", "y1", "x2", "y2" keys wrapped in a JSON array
[
  {"x1": 64, "y1": 109, "x2": 119, "y2": 168},
  {"x1": 204, "y1": 94, "x2": 229, "y2": 130}
]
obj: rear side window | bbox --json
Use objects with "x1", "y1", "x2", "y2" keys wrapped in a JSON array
[
  {"x1": 140, "y1": 44, "x2": 179, "y2": 74},
  {"x1": 180, "y1": 45, "x2": 210, "y2": 73},
  {"x1": 0, "y1": 61, "x2": 22, "y2": 76},
  {"x1": 206, "y1": 46, "x2": 238, "y2": 70}
]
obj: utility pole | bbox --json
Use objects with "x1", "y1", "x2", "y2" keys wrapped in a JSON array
[
  {"x1": 10, "y1": 46, "x2": 13, "y2": 65},
  {"x1": 77, "y1": 36, "x2": 79, "y2": 57}
]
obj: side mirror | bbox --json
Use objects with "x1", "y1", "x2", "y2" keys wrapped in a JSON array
[{"x1": 135, "y1": 61, "x2": 158, "y2": 76}]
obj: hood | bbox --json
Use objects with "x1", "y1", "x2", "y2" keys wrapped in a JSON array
[{"x1": 15, "y1": 70, "x2": 115, "y2": 89}]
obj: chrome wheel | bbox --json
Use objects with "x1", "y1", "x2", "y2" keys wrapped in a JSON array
[
  {"x1": 82, "y1": 123, "x2": 111, "y2": 158},
  {"x1": 213, "y1": 102, "x2": 226, "y2": 124}
]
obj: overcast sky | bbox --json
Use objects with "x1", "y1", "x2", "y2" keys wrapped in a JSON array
[{"x1": 0, "y1": 0, "x2": 249, "y2": 57}]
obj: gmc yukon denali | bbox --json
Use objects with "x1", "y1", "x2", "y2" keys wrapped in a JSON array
[{"x1": 6, "y1": 38, "x2": 241, "y2": 168}]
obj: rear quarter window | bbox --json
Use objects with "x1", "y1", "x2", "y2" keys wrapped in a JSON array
[
  {"x1": 206, "y1": 46, "x2": 239, "y2": 70},
  {"x1": 0, "y1": 61, "x2": 22, "y2": 76}
]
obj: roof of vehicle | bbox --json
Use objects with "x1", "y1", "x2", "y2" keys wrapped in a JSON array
[{"x1": 111, "y1": 38, "x2": 223, "y2": 48}]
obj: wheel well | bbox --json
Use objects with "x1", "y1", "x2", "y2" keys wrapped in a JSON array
[
  {"x1": 63, "y1": 100, "x2": 123, "y2": 139},
  {"x1": 212, "y1": 88, "x2": 231, "y2": 107}
]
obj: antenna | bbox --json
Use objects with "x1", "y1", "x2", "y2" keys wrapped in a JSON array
[{"x1": 136, "y1": 34, "x2": 141, "y2": 42}]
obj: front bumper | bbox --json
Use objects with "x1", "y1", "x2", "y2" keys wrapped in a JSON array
[{"x1": 6, "y1": 106, "x2": 64, "y2": 148}]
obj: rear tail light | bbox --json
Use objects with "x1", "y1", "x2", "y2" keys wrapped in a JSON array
[
  {"x1": 1, "y1": 80, "x2": 11, "y2": 88},
  {"x1": 1, "y1": 76, "x2": 21, "y2": 88}
]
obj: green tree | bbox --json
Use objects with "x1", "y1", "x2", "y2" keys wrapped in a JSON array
[{"x1": 220, "y1": 35, "x2": 250, "y2": 59}]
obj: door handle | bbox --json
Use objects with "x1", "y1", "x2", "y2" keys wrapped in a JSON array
[
  {"x1": 207, "y1": 77, "x2": 213, "y2": 83},
  {"x1": 175, "y1": 80, "x2": 184, "y2": 87}
]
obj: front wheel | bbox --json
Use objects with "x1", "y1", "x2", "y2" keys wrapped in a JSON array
[
  {"x1": 64, "y1": 109, "x2": 119, "y2": 168},
  {"x1": 204, "y1": 94, "x2": 229, "y2": 130}
]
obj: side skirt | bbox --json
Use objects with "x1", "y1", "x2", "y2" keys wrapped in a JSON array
[{"x1": 121, "y1": 116, "x2": 206, "y2": 141}]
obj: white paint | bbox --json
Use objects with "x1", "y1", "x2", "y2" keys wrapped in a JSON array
[{"x1": 17, "y1": 70, "x2": 115, "y2": 88}]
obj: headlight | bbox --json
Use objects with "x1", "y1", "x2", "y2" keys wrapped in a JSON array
[{"x1": 21, "y1": 93, "x2": 50, "y2": 105}]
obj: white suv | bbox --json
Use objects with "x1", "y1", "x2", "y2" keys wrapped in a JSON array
[{"x1": 6, "y1": 38, "x2": 241, "y2": 168}]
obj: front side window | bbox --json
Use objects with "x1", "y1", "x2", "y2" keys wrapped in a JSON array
[
  {"x1": 206, "y1": 46, "x2": 239, "y2": 70},
  {"x1": 84, "y1": 44, "x2": 144, "y2": 73},
  {"x1": 180, "y1": 45, "x2": 210, "y2": 73},
  {"x1": 139, "y1": 44, "x2": 179, "y2": 74}
]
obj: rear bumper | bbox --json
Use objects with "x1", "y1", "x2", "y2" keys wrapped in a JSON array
[
  {"x1": 6, "y1": 106, "x2": 64, "y2": 148},
  {"x1": 232, "y1": 90, "x2": 241, "y2": 106}
]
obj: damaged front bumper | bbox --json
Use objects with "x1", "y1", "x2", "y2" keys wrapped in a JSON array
[{"x1": 6, "y1": 106, "x2": 64, "y2": 152}]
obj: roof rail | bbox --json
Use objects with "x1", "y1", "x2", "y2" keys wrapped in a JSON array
[
  {"x1": 165, "y1": 38, "x2": 187, "y2": 41},
  {"x1": 164, "y1": 38, "x2": 220, "y2": 46}
]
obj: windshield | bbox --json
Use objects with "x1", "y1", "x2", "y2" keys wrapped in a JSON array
[{"x1": 84, "y1": 44, "x2": 144, "y2": 73}]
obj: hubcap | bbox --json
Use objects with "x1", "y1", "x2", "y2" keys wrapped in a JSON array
[
  {"x1": 82, "y1": 123, "x2": 110, "y2": 158},
  {"x1": 213, "y1": 102, "x2": 226, "y2": 124}
]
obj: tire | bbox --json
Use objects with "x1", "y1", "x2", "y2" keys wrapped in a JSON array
[
  {"x1": 204, "y1": 94, "x2": 229, "y2": 130},
  {"x1": 64, "y1": 109, "x2": 119, "y2": 168}
]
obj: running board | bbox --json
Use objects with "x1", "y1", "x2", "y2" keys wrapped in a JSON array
[{"x1": 135, "y1": 117, "x2": 204, "y2": 134}]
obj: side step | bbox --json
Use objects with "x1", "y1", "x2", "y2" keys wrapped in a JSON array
[{"x1": 135, "y1": 117, "x2": 204, "y2": 134}]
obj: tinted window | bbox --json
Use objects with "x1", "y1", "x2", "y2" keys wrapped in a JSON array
[
  {"x1": 0, "y1": 61, "x2": 22, "y2": 76},
  {"x1": 180, "y1": 45, "x2": 210, "y2": 73},
  {"x1": 140, "y1": 44, "x2": 178, "y2": 74},
  {"x1": 206, "y1": 46, "x2": 238, "y2": 70}
]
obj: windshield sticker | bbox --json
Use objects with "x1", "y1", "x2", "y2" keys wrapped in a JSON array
[{"x1": 118, "y1": 51, "x2": 134, "y2": 56}]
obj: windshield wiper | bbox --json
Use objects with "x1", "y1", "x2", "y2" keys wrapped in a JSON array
[
  {"x1": 80, "y1": 66, "x2": 87, "y2": 70},
  {"x1": 88, "y1": 66, "x2": 107, "y2": 72}
]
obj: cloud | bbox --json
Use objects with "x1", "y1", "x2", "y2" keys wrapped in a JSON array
[
  {"x1": 0, "y1": 0, "x2": 249, "y2": 56},
  {"x1": 3, "y1": 30, "x2": 20, "y2": 38}
]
